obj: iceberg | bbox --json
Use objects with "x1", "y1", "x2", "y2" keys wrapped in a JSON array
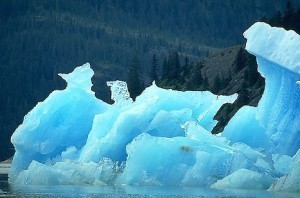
[
  {"x1": 8, "y1": 22, "x2": 300, "y2": 192},
  {"x1": 9, "y1": 64, "x2": 109, "y2": 182},
  {"x1": 222, "y1": 22, "x2": 300, "y2": 156}
]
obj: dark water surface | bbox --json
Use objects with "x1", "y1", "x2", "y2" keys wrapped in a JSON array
[{"x1": 1, "y1": 174, "x2": 299, "y2": 198}]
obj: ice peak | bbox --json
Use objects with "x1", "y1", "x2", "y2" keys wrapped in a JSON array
[
  {"x1": 244, "y1": 22, "x2": 300, "y2": 74},
  {"x1": 58, "y1": 63, "x2": 94, "y2": 91}
]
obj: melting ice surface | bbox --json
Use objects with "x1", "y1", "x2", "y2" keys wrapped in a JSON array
[{"x1": 9, "y1": 22, "x2": 300, "y2": 192}]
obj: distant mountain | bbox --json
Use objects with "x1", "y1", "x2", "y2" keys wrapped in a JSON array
[{"x1": 1, "y1": 0, "x2": 299, "y2": 160}]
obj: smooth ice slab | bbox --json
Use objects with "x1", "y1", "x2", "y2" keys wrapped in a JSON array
[
  {"x1": 269, "y1": 149, "x2": 300, "y2": 192},
  {"x1": 243, "y1": 22, "x2": 300, "y2": 73},
  {"x1": 211, "y1": 169, "x2": 275, "y2": 190}
]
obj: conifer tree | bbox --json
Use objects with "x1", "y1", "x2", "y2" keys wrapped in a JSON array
[
  {"x1": 186, "y1": 62, "x2": 203, "y2": 89},
  {"x1": 213, "y1": 74, "x2": 221, "y2": 93},
  {"x1": 168, "y1": 52, "x2": 180, "y2": 81},
  {"x1": 150, "y1": 54, "x2": 158, "y2": 83},
  {"x1": 237, "y1": 82, "x2": 249, "y2": 106},
  {"x1": 269, "y1": 11, "x2": 282, "y2": 26},
  {"x1": 180, "y1": 55, "x2": 189, "y2": 83},
  {"x1": 283, "y1": 1, "x2": 294, "y2": 29},
  {"x1": 161, "y1": 58, "x2": 169, "y2": 80},
  {"x1": 183, "y1": 55, "x2": 189, "y2": 75},
  {"x1": 127, "y1": 56, "x2": 144, "y2": 100},
  {"x1": 234, "y1": 48, "x2": 246, "y2": 74},
  {"x1": 203, "y1": 75, "x2": 209, "y2": 90}
]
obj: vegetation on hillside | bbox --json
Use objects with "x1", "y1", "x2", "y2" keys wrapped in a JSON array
[
  {"x1": 262, "y1": 1, "x2": 300, "y2": 33},
  {"x1": 153, "y1": 47, "x2": 264, "y2": 134},
  {"x1": 153, "y1": 2, "x2": 300, "y2": 134}
]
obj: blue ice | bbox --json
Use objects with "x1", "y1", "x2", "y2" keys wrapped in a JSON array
[{"x1": 9, "y1": 23, "x2": 300, "y2": 192}]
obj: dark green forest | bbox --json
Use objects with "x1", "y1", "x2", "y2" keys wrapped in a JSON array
[{"x1": 0, "y1": 0, "x2": 299, "y2": 160}]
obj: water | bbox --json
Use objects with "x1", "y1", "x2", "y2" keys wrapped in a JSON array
[
  {"x1": 1, "y1": 164, "x2": 299, "y2": 198},
  {"x1": 1, "y1": 179, "x2": 300, "y2": 197}
]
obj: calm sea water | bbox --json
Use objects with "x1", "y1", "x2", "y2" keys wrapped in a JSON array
[
  {"x1": 1, "y1": 168, "x2": 299, "y2": 198},
  {"x1": 2, "y1": 178, "x2": 300, "y2": 198}
]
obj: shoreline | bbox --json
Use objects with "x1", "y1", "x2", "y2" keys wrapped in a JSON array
[
  {"x1": 0, "y1": 163, "x2": 11, "y2": 175},
  {"x1": 0, "y1": 164, "x2": 9, "y2": 193}
]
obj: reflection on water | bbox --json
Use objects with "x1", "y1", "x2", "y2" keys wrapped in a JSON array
[{"x1": 1, "y1": 175, "x2": 299, "y2": 198}]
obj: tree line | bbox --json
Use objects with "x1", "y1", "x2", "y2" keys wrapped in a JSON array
[
  {"x1": 261, "y1": 1, "x2": 300, "y2": 33},
  {"x1": 128, "y1": 47, "x2": 262, "y2": 99}
]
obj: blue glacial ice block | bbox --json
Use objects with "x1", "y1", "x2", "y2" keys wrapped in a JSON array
[
  {"x1": 79, "y1": 83, "x2": 237, "y2": 163},
  {"x1": 222, "y1": 23, "x2": 300, "y2": 156},
  {"x1": 116, "y1": 132, "x2": 234, "y2": 187},
  {"x1": 9, "y1": 63, "x2": 109, "y2": 182},
  {"x1": 268, "y1": 149, "x2": 300, "y2": 192},
  {"x1": 116, "y1": 122, "x2": 275, "y2": 187},
  {"x1": 137, "y1": 84, "x2": 237, "y2": 132},
  {"x1": 220, "y1": 106, "x2": 267, "y2": 148}
]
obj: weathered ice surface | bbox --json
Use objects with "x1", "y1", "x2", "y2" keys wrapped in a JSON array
[
  {"x1": 268, "y1": 150, "x2": 300, "y2": 192},
  {"x1": 9, "y1": 64, "x2": 109, "y2": 182},
  {"x1": 222, "y1": 22, "x2": 300, "y2": 156},
  {"x1": 9, "y1": 23, "x2": 300, "y2": 192}
]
